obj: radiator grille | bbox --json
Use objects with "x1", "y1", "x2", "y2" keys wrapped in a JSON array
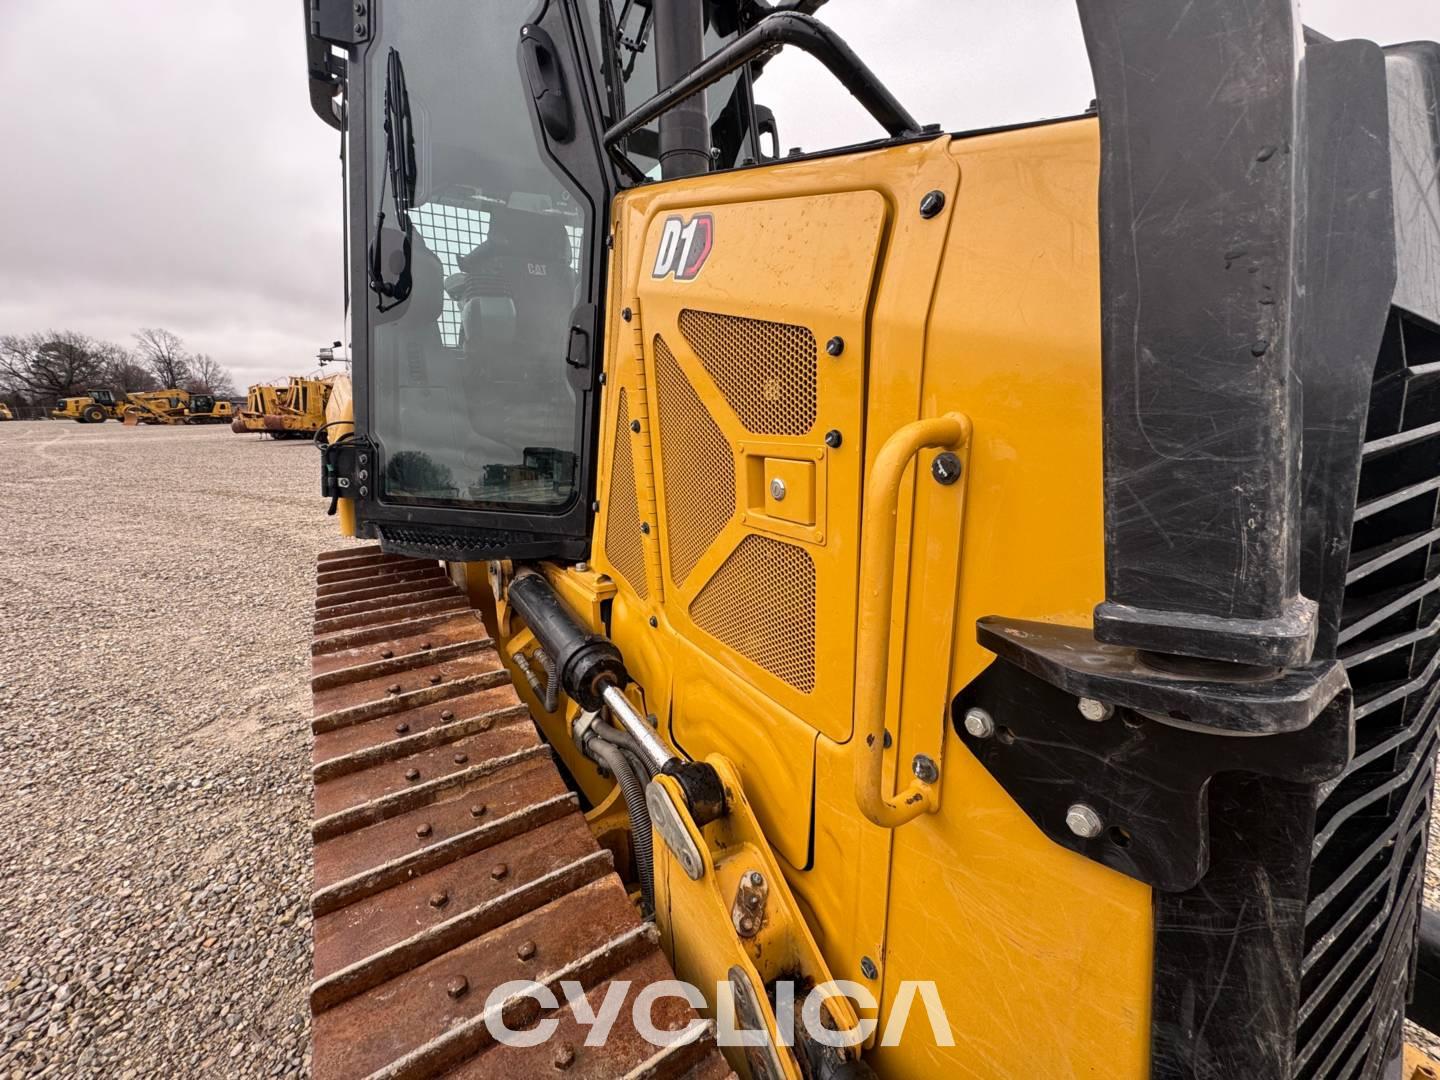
[
  {"x1": 604, "y1": 389, "x2": 647, "y2": 599},
  {"x1": 1297, "y1": 311, "x2": 1440, "y2": 1080},
  {"x1": 677, "y1": 309, "x2": 817, "y2": 436},
  {"x1": 653, "y1": 335, "x2": 736, "y2": 587},
  {"x1": 690, "y1": 535, "x2": 816, "y2": 692}
]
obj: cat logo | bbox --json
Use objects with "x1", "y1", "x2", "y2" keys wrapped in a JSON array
[
  {"x1": 527, "y1": 262, "x2": 548, "y2": 277},
  {"x1": 651, "y1": 213, "x2": 714, "y2": 281}
]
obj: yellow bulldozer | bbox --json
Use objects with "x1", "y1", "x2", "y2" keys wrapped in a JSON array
[
  {"x1": 231, "y1": 375, "x2": 334, "y2": 439},
  {"x1": 51, "y1": 388, "x2": 127, "y2": 423},
  {"x1": 300, "y1": 3, "x2": 1440, "y2": 1078}
]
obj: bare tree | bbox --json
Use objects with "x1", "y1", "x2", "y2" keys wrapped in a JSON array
[
  {"x1": 0, "y1": 331, "x2": 111, "y2": 403},
  {"x1": 133, "y1": 327, "x2": 192, "y2": 389},
  {"x1": 184, "y1": 353, "x2": 238, "y2": 398},
  {"x1": 102, "y1": 346, "x2": 159, "y2": 394}
]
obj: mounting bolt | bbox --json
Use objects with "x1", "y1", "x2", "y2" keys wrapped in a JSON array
[
  {"x1": 630, "y1": 419, "x2": 641, "y2": 433},
  {"x1": 748, "y1": 871, "x2": 764, "y2": 887},
  {"x1": 428, "y1": 891, "x2": 449, "y2": 908},
  {"x1": 387, "y1": 683, "x2": 401, "y2": 695},
  {"x1": 405, "y1": 768, "x2": 420, "y2": 782},
  {"x1": 358, "y1": 486, "x2": 368, "y2": 496},
  {"x1": 354, "y1": 3, "x2": 366, "y2": 15},
  {"x1": 491, "y1": 863, "x2": 509, "y2": 880},
  {"x1": 826, "y1": 336, "x2": 845, "y2": 357},
  {"x1": 738, "y1": 916, "x2": 757, "y2": 935},
  {"x1": 769, "y1": 477, "x2": 787, "y2": 501},
  {"x1": 621, "y1": 307, "x2": 633, "y2": 322},
  {"x1": 453, "y1": 752, "x2": 468, "y2": 764},
  {"x1": 919, "y1": 190, "x2": 946, "y2": 218},
  {"x1": 640, "y1": 521, "x2": 650, "y2": 535},
  {"x1": 358, "y1": 453, "x2": 369, "y2": 465},
  {"x1": 420, "y1": 642, "x2": 432, "y2": 650},
  {"x1": 575, "y1": 561, "x2": 589, "y2": 572},
  {"x1": 1065, "y1": 803, "x2": 1104, "y2": 839},
  {"x1": 553, "y1": 1043, "x2": 576, "y2": 1070},
  {"x1": 380, "y1": 649, "x2": 393, "y2": 659},
  {"x1": 648, "y1": 615, "x2": 658, "y2": 628},
  {"x1": 517, "y1": 940, "x2": 537, "y2": 961},
  {"x1": 394, "y1": 722, "x2": 410, "y2": 734},
  {"x1": 912, "y1": 754, "x2": 939, "y2": 783},
  {"x1": 1077, "y1": 698, "x2": 1113, "y2": 722},
  {"x1": 446, "y1": 976, "x2": 469, "y2": 1000},
  {"x1": 429, "y1": 674, "x2": 442, "y2": 685},
  {"x1": 931, "y1": 452, "x2": 962, "y2": 485},
  {"x1": 824, "y1": 429, "x2": 843, "y2": 448},
  {"x1": 354, "y1": 22, "x2": 365, "y2": 35},
  {"x1": 962, "y1": 707, "x2": 995, "y2": 739},
  {"x1": 860, "y1": 956, "x2": 879, "y2": 980},
  {"x1": 470, "y1": 803, "x2": 487, "y2": 817},
  {"x1": 440, "y1": 710, "x2": 454, "y2": 721},
  {"x1": 416, "y1": 822, "x2": 432, "y2": 838}
]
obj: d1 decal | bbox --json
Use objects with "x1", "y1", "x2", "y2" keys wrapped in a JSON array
[{"x1": 651, "y1": 213, "x2": 714, "y2": 281}]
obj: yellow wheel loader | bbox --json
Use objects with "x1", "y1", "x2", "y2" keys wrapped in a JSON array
[
  {"x1": 0, "y1": 403, "x2": 13, "y2": 421},
  {"x1": 51, "y1": 388, "x2": 126, "y2": 423},
  {"x1": 300, "y1": 2, "x2": 1440, "y2": 1077}
]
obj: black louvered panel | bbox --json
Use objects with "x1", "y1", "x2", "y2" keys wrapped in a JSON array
[{"x1": 1298, "y1": 312, "x2": 1440, "y2": 1080}]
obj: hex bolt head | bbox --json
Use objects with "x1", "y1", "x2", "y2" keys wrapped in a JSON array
[
  {"x1": 428, "y1": 891, "x2": 449, "y2": 909},
  {"x1": 420, "y1": 641, "x2": 432, "y2": 650},
  {"x1": 962, "y1": 707, "x2": 995, "y2": 739},
  {"x1": 748, "y1": 871, "x2": 764, "y2": 888},
  {"x1": 825, "y1": 336, "x2": 845, "y2": 357},
  {"x1": 1077, "y1": 698, "x2": 1114, "y2": 722},
  {"x1": 416, "y1": 822, "x2": 432, "y2": 838},
  {"x1": 440, "y1": 710, "x2": 454, "y2": 721},
  {"x1": 1065, "y1": 803, "x2": 1104, "y2": 839},
  {"x1": 553, "y1": 1043, "x2": 576, "y2": 1070},
  {"x1": 394, "y1": 722, "x2": 410, "y2": 734},
  {"x1": 404, "y1": 768, "x2": 421, "y2": 782},
  {"x1": 931, "y1": 452, "x2": 962, "y2": 485},
  {"x1": 739, "y1": 916, "x2": 757, "y2": 935},
  {"x1": 380, "y1": 649, "x2": 394, "y2": 659},
  {"x1": 769, "y1": 477, "x2": 787, "y2": 501},
  {"x1": 860, "y1": 956, "x2": 879, "y2": 980},
  {"x1": 429, "y1": 674, "x2": 442, "y2": 685},
  {"x1": 912, "y1": 754, "x2": 940, "y2": 784},
  {"x1": 517, "y1": 940, "x2": 537, "y2": 961},
  {"x1": 387, "y1": 683, "x2": 401, "y2": 695},
  {"x1": 919, "y1": 190, "x2": 946, "y2": 218},
  {"x1": 477, "y1": 716, "x2": 494, "y2": 732},
  {"x1": 446, "y1": 976, "x2": 469, "y2": 1000},
  {"x1": 491, "y1": 863, "x2": 509, "y2": 880},
  {"x1": 453, "y1": 752, "x2": 468, "y2": 765},
  {"x1": 469, "y1": 803, "x2": 487, "y2": 817}
]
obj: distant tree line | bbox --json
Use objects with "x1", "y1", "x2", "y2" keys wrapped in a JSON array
[{"x1": 0, "y1": 327, "x2": 239, "y2": 408}]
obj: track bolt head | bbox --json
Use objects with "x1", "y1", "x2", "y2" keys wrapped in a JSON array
[
  {"x1": 440, "y1": 710, "x2": 454, "y2": 721},
  {"x1": 517, "y1": 940, "x2": 537, "y2": 961},
  {"x1": 1077, "y1": 698, "x2": 1113, "y2": 722},
  {"x1": 420, "y1": 641, "x2": 432, "y2": 650},
  {"x1": 416, "y1": 822, "x2": 432, "y2": 838},
  {"x1": 491, "y1": 863, "x2": 509, "y2": 880},
  {"x1": 962, "y1": 707, "x2": 994, "y2": 739},
  {"x1": 429, "y1": 674, "x2": 442, "y2": 685},
  {"x1": 446, "y1": 976, "x2": 469, "y2": 1000},
  {"x1": 478, "y1": 717, "x2": 494, "y2": 732},
  {"x1": 453, "y1": 752, "x2": 468, "y2": 764},
  {"x1": 912, "y1": 754, "x2": 940, "y2": 784},
  {"x1": 470, "y1": 803, "x2": 487, "y2": 817},
  {"x1": 405, "y1": 768, "x2": 420, "y2": 782},
  {"x1": 387, "y1": 684, "x2": 401, "y2": 695},
  {"x1": 380, "y1": 649, "x2": 393, "y2": 659},
  {"x1": 825, "y1": 336, "x2": 844, "y2": 357},
  {"x1": 1065, "y1": 803, "x2": 1104, "y2": 839},
  {"x1": 395, "y1": 722, "x2": 410, "y2": 734},
  {"x1": 553, "y1": 1042, "x2": 576, "y2": 1070},
  {"x1": 860, "y1": 956, "x2": 878, "y2": 980},
  {"x1": 919, "y1": 189, "x2": 946, "y2": 218},
  {"x1": 428, "y1": 891, "x2": 449, "y2": 909}
]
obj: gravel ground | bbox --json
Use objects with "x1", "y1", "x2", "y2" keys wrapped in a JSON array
[
  {"x1": 0, "y1": 419, "x2": 1438, "y2": 1074},
  {"x1": 0, "y1": 421, "x2": 361, "y2": 1078}
]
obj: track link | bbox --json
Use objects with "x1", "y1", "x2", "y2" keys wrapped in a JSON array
[{"x1": 310, "y1": 546, "x2": 732, "y2": 1080}]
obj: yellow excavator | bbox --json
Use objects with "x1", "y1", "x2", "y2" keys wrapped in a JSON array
[
  {"x1": 231, "y1": 375, "x2": 334, "y2": 438},
  {"x1": 301, "y1": 2, "x2": 1440, "y2": 1077}
]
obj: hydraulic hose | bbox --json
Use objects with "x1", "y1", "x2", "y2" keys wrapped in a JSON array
[{"x1": 588, "y1": 738, "x2": 655, "y2": 917}]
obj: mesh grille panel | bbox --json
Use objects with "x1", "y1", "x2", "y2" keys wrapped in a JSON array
[
  {"x1": 653, "y1": 335, "x2": 735, "y2": 587},
  {"x1": 690, "y1": 535, "x2": 816, "y2": 692},
  {"x1": 678, "y1": 309, "x2": 817, "y2": 436},
  {"x1": 604, "y1": 389, "x2": 647, "y2": 599}
]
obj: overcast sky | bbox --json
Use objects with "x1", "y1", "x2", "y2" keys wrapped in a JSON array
[{"x1": 0, "y1": 1, "x2": 1435, "y2": 387}]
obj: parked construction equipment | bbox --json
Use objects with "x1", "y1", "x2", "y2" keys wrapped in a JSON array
[
  {"x1": 51, "y1": 388, "x2": 126, "y2": 423},
  {"x1": 121, "y1": 388, "x2": 234, "y2": 426},
  {"x1": 231, "y1": 375, "x2": 334, "y2": 439},
  {"x1": 301, "y1": 2, "x2": 1440, "y2": 1077}
]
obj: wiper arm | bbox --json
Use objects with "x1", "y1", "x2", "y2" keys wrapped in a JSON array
[{"x1": 368, "y1": 48, "x2": 416, "y2": 312}]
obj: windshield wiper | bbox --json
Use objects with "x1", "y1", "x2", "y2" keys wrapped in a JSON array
[{"x1": 368, "y1": 47, "x2": 416, "y2": 312}]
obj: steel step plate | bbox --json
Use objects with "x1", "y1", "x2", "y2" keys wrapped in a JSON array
[{"x1": 310, "y1": 547, "x2": 733, "y2": 1080}]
